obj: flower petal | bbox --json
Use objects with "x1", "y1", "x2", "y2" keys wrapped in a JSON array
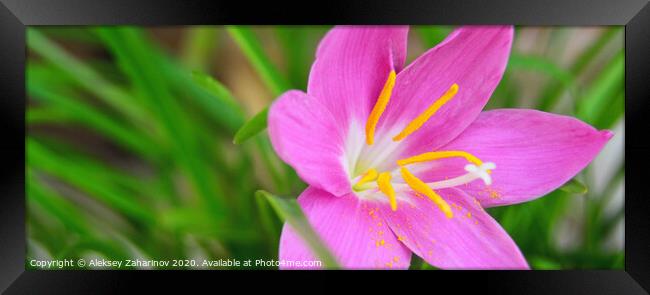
[
  {"x1": 279, "y1": 187, "x2": 412, "y2": 269},
  {"x1": 377, "y1": 26, "x2": 513, "y2": 157},
  {"x1": 426, "y1": 109, "x2": 613, "y2": 207},
  {"x1": 380, "y1": 188, "x2": 529, "y2": 269},
  {"x1": 268, "y1": 90, "x2": 351, "y2": 196},
  {"x1": 308, "y1": 26, "x2": 409, "y2": 127}
]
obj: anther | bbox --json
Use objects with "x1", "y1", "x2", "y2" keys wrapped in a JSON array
[
  {"x1": 365, "y1": 70, "x2": 396, "y2": 145},
  {"x1": 400, "y1": 167, "x2": 453, "y2": 218},
  {"x1": 393, "y1": 83, "x2": 458, "y2": 142}
]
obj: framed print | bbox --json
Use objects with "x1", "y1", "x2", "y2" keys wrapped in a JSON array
[{"x1": 0, "y1": 0, "x2": 649, "y2": 293}]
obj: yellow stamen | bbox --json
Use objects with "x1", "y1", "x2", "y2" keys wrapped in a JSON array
[
  {"x1": 400, "y1": 167, "x2": 453, "y2": 218},
  {"x1": 365, "y1": 70, "x2": 397, "y2": 145},
  {"x1": 353, "y1": 168, "x2": 378, "y2": 190},
  {"x1": 377, "y1": 172, "x2": 397, "y2": 211},
  {"x1": 393, "y1": 83, "x2": 459, "y2": 142},
  {"x1": 397, "y1": 150, "x2": 483, "y2": 167}
]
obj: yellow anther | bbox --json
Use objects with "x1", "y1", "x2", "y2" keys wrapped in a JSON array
[
  {"x1": 393, "y1": 83, "x2": 459, "y2": 142},
  {"x1": 353, "y1": 168, "x2": 378, "y2": 190},
  {"x1": 377, "y1": 172, "x2": 397, "y2": 211},
  {"x1": 365, "y1": 70, "x2": 397, "y2": 145},
  {"x1": 400, "y1": 167, "x2": 453, "y2": 218},
  {"x1": 397, "y1": 150, "x2": 483, "y2": 167}
]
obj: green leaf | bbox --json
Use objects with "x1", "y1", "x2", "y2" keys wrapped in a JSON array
[
  {"x1": 508, "y1": 54, "x2": 577, "y2": 99},
  {"x1": 191, "y1": 71, "x2": 290, "y2": 191},
  {"x1": 27, "y1": 80, "x2": 160, "y2": 161},
  {"x1": 254, "y1": 192, "x2": 281, "y2": 246},
  {"x1": 226, "y1": 26, "x2": 291, "y2": 96},
  {"x1": 159, "y1": 207, "x2": 258, "y2": 243},
  {"x1": 594, "y1": 91, "x2": 624, "y2": 129},
  {"x1": 27, "y1": 29, "x2": 151, "y2": 126},
  {"x1": 190, "y1": 71, "x2": 289, "y2": 192},
  {"x1": 227, "y1": 26, "x2": 292, "y2": 143},
  {"x1": 190, "y1": 71, "x2": 244, "y2": 118},
  {"x1": 559, "y1": 178, "x2": 588, "y2": 195},
  {"x1": 163, "y1": 60, "x2": 244, "y2": 133},
  {"x1": 577, "y1": 51, "x2": 624, "y2": 125},
  {"x1": 537, "y1": 27, "x2": 621, "y2": 111},
  {"x1": 95, "y1": 27, "x2": 228, "y2": 219},
  {"x1": 181, "y1": 27, "x2": 218, "y2": 71},
  {"x1": 571, "y1": 28, "x2": 620, "y2": 76},
  {"x1": 257, "y1": 190, "x2": 339, "y2": 268},
  {"x1": 191, "y1": 72, "x2": 290, "y2": 191},
  {"x1": 27, "y1": 107, "x2": 72, "y2": 124},
  {"x1": 28, "y1": 171, "x2": 94, "y2": 236},
  {"x1": 529, "y1": 256, "x2": 562, "y2": 270},
  {"x1": 233, "y1": 107, "x2": 268, "y2": 144},
  {"x1": 275, "y1": 27, "x2": 311, "y2": 89},
  {"x1": 27, "y1": 139, "x2": 156, "y2": 224}
]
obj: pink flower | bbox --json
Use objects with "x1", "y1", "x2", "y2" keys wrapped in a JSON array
[{"x1": 267, "y1": 26, "x2": 612, "y2": 269}]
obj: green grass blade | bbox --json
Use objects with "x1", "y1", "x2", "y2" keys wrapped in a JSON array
[
  {"x1": 233, "y1": 107, "x2": 268, "y2": 144},
  {"x1": 576, "y1": 51, "x2": 624, "y2": 124},
  {"x1": 28, "y1": 81, "x2": 160, "y2": 160},
  {"x1": 508, "y1": 54, "x2": 577, "y2": 98},
  {"x1": 275, "y1": 27, "x2": 310, "y2": 89},
  {"x1": 227, "y1": 26, "x2": 292, "y2": 143},
  {"x1": 190, "y1": 71, "x2": 290, "y2": 192},
  {"x1": 28, "y1": 172, "x2": 94, "y2": 236},
  {"x1": 27, "y1": 107, "x2": 72, "y2": 124},
  {"x1": 226, "y1": 26, "x2": 291, "y2": 96},
  {"x1": 162, "y1": 60, "x2": 244, "y2": 133},
  {"x1": 95, "y1": 27, "x2": 228, "y2": 219},
  {"x1": 27, "y1": 139, "x2": 156, "y2": 224},
  {"x1": 254, "y1": 191, "x2": 280, "y2": 247},
  {"x1": 27, "y1": 29, "x2": 151, "y2": 125},
  {"x1": 559, "y1": 178, "x2": 588, "y2": 195},
  {"x1": 258, "y1": 190, "x2": 339, "y2": 268},
  {"x1": 190, "y1": 71, "x2": 291, "y2": 192},
  {"x1": 571, "y1": 28, "x2": 620, "y2": 75},
  {"x1": 189, "y1": 70, "x2": 245, "y2": 126},
  {"x1": 181, "y1": 26, "x2": 218, "y2": 71},
  {"x1": 537, "y1": 27, "x2": 621, "y2": 111},
  {"x1": 594, "y1": 91, "x2": 624, "y2": 129}
]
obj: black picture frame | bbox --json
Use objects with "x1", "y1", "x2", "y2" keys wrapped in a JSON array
[{"x1": 1, "y1": 0, "x2": 649, "y2": 293}]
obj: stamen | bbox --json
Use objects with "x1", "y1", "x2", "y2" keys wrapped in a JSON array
[
  {"x1": 377, "y1": 172, "x2": 397, "y2": 211},
  {"x1": 397, "y1": 150, "x2": 483, "y2": 167},
  {"x1": 353, "y1": 168, "x2": 378, "y2": 191},
  {"x1": 400, "y1": 167, "x2": 453, "y2": 218},
  {"x1": 365, "y1": 70, "x2": 397, "y2": 145},
  {"x1": 393, "y1": 83, "x2": 459, "y2": 142}
]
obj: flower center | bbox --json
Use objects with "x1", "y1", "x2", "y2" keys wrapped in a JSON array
[{"x1": 350, "y1": 70, "x2": 496, "y2": 218}]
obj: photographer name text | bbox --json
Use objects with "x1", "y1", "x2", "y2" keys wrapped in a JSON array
[{"x1": 28, "y1": 258, "x2": 321, "y2": 269}]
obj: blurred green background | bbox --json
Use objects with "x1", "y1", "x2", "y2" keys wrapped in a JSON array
[{"x1": 26, "y1": 26, "x2": 624, "y2": 269}]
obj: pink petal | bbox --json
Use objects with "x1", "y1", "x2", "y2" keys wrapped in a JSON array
[
  {"x1": 279, "y1": 187, "x2": 412, "y2": 269},
  {"x1": 427, "y1": 109, "x2": 613, "y2": 207},
  {"x1": 268, "y1": 90, "x2": 351, "y2": 196},
  {"x1": 377, "y1": 26, "x2": 513, "y2": 157},
  {"x1": 380, "y1": 188, "x2": 529, "y2": 269},
  {"x1": 308, "y1": 26, "x2": 409, "y2": 127}
]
